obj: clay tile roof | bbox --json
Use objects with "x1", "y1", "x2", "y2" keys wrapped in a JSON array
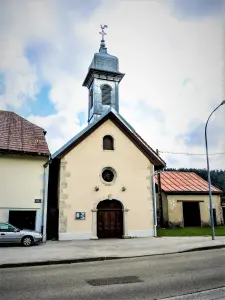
[
  {"x1": 155, "y1": 171, "x2": 222, "y2": 194},
  {"x1": 0, "y1": 110, "x2": 50, "y2": 156}
]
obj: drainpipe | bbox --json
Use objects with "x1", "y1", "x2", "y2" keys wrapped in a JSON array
[
  {"x1": 152, "y1": 168, "x2": 165, "y2": 237},
  {"x1": 152, "y1": 165, "x2": 157, "y2": 237},
  {"x1": 42, "y1": 160, "x2": 50, "y2": 242}
]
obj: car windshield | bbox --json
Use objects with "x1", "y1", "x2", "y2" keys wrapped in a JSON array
[{"x1": 10, "y1": 224, "x2": 20, "y2": 231}]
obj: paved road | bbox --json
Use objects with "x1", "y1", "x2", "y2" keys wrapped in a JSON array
[{"x1": 1, "y1": 249, "x2": 225, "y2": 300}]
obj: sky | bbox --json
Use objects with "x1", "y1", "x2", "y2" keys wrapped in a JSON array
[{"x1": 0, "y1": 0, "x2": 224, "y2": 169}]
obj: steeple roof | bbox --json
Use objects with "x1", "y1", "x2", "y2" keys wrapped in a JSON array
[
  {"x1": 89, "y1": 24, "x2": 119, "y2": 73},
  {"x1": 89, "y1": 51, "x2": 119, "y2": 73}
]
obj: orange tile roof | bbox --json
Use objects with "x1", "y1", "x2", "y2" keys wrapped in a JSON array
[
  {"x1": 155, "y1": 171, "x2": 222, "y2": 194},
  {"x1": 0, "y1": 110, "x2": 49, "y2": 156}
]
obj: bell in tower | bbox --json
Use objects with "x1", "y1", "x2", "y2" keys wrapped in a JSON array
[{"x1": 82, "y1": 25, "x2": 125, "y2": 124}]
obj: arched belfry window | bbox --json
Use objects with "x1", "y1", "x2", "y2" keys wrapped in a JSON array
[
  {"x1": 101, "y1": 85, "x2": 112, "y2": 105},
  {"x1": 103, "y1": 135, "x2": 114, "y2": 150},
  {"x1": 89, "y1": 89, "x2": 93, "y2": 109}
]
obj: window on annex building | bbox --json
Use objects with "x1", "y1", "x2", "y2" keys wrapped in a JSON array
[{"x1": 103, "y1": 135, "x2": 114, "y2": 150}]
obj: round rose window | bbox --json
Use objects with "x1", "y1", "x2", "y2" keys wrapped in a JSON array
[{"x1": 102, "y1": 169, "x2": 114, "y2": 182}]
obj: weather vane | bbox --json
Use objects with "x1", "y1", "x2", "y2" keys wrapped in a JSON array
[{"x1": 99, "y1": 24, "x2": 108, "y2": 41}]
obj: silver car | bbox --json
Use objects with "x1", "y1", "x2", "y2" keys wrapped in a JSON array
[{"x1": 0, "y1": 223, "x2": 43, "y2": 246}]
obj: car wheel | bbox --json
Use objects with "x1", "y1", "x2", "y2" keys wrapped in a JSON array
[{"x1": 21, "y1": 236, "x2": 33, "y2": 247}]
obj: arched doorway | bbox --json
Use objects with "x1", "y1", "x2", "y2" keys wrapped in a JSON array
[{"x1": 97, "y1": 200, "x2": 123, "y2": 238}]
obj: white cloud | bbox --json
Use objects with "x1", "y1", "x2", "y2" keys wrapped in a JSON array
[
  {"x1": 0, "y1": 0, "x2": 224, "y2": 169},
  {"x1": 74, "y1": 0, "x2": 224, "y2": 169},
  {"x1": 0, "y1": 0, "x2": 59, "y2": 108}
]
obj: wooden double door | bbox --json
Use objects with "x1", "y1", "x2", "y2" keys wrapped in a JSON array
[{"x1": 97, "y1": 200, "x2": 123, "y2": 239}]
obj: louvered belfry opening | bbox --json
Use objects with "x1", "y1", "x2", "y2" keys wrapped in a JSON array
[
  {"x1": 101, "y1": 85, "x2": 112, "y2": 105},
  {"x1": 103, "y1": 135, "x2": 114, "y2": 150},
  {"x1": 89, "y1": 89, "x2": 93, "y2": 108}
]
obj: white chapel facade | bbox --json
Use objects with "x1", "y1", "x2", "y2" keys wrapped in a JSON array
[{"x1": 46, "y1": 26, "x2": 165, "y2": 241}]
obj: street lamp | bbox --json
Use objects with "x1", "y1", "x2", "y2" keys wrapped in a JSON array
[{"x1": 205, "y1": 100, "x2": 225, "y2": 240}]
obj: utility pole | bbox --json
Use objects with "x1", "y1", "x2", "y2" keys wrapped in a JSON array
[{"x1": 156, "y1": 149, "x2": 164, "y2": 228}]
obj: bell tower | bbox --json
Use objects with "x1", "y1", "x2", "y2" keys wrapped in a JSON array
[{"x1": 83, "y1": 25, "x2": 125, "y2": 124}]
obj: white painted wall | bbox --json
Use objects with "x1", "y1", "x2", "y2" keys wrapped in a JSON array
[
  {"x1": 58, "y1": 119, "x2": 154, "y2": 240},
  {"x1": 0, "y1": 154, "x2": 48, "y2": 232}
]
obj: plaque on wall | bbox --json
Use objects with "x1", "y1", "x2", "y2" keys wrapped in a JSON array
[
  {"x1": 35, "y1": 199, "x2": 42, "y2": 203},
  {"x1": 75, "y1": 212, "x2": 86, "y2": 220}
]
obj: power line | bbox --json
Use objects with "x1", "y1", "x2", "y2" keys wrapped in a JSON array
[
  {"x1": 88, "y1": 85, "x2": 224, "y2": 158},
  {"x1": 159, "y1": 151, "x2": 225, "y2": 156}
]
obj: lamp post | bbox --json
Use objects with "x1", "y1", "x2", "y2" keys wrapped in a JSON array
[{"x1": 205, "y1": 100, "x2": 225, "y2": 240}]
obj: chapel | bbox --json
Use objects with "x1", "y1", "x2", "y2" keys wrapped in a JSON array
[{"x1": 46, "y1": 26, "x2": 166, "y2": 240}]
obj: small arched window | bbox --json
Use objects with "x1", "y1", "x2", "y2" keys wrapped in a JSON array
[
  {"x1": 101, "y1": 85, "x2": 112, "y2": 105},
  {"x1": 103, "y1": 135, "x2": 114, "y2": 150}
]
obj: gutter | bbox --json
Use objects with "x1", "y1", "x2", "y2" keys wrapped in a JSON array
[{"x1": 44, "y1": 154, "x2": 52, "y2": 168}]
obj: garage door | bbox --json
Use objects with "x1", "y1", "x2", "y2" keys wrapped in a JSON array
[{"x1": 8, "y1": 210, "x2": 36, "y2": 230}]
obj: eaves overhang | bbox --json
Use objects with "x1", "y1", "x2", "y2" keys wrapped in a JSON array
[
  {"x1": 164, "y1": 190, "x2": 222, "y2": 195},
  {"x1": 0, "y1": 148, "x2": 50, "y2": 157},
  {"x1": 82, "y1": 68, "x2": 125, "y2": 88}
]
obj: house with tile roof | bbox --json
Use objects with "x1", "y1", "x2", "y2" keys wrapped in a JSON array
[
  {"x1": 46, "y1": 28, "x2": 165, "y2": 241},
  {"x1": 155, "y1": 171, "x2": 224, "y2": 228},
  {"x1": 0, "y1": 110, "x2": 50, "y2": 236}
]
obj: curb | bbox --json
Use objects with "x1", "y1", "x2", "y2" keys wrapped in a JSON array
[
  {"x1": 0, "y1": 244, "x2": 224, "y2": 269},
  {"x1": 0, "y1": 256, "x2": 121, "y2": 269},
  {"x1": 178, "y1": 244, "x2": 225, "y2": 253}
]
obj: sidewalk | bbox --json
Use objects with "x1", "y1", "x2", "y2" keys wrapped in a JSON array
[{"x1": 0, "y1": 236, "x2": 225, "y2": 268}]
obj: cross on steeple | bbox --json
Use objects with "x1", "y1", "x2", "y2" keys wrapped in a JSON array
[
  {"x1": 99, "y1": 24, "x2": 108, "y2": 52},
  {"x1": 99, "y1": 24, "x2": 108, "y2": 41}
]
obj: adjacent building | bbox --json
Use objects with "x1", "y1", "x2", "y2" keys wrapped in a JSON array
[
  {"x1": 0, "y1": 110, "x2": 49, "y2": 233},
  {"x1": 156, "y1": 171, "x2": 224, "y2": 228}
]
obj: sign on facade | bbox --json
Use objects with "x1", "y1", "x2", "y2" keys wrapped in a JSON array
[
  {"x1": 34, "y1": 199, "x2": 42, "y2": 203},
  {"x1": 75, "y1": 212, "x2": 86, "y2": 220}
]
